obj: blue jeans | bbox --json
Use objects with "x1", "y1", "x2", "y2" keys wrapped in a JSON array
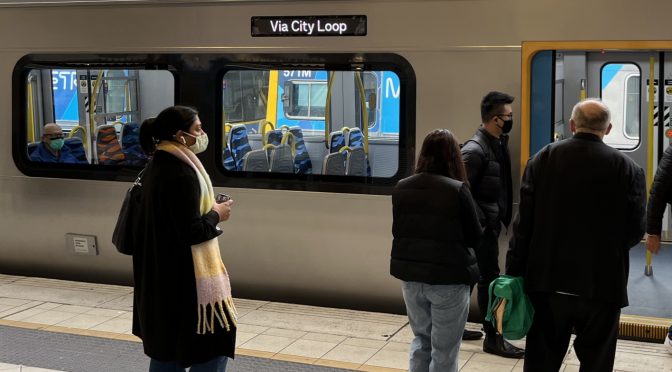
[
  {"x1": 149, "y1": 356, "x2": 228, "y2": 372},
  {"x1": 402, "y1": 281, "x2": 470, "y2": 372}
]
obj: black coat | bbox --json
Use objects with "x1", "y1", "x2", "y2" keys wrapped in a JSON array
[
  {"x1": 132, "y1": 150, "x2": 236, "y2": 366},
  {"x1": 647, "y1": 145, "x2": 672, "y2": 235},
  {"x1": 461, "y1": 128, "x2": 513, "y2": 229},
  {"x1": 506, "y1": 133, "x2": 646, "y2": 307},
  {"x1": 391, "y1": 172, "x2": 483, "y2": 285}
]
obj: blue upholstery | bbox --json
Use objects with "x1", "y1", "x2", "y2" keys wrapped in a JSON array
[
  {"x1": 64, "y1": 137, "x2": 88, "y2": 164},
  {"x1": 289, "y1": 127, "x2": 312, "y2": 174},
  {"x1": 120, "y1": 123, "x2": 148, "y2": 166},
  {"x1": 265, "y1": 129, "x2": 283, "y2": 146},
  {"x1": 229, "y1": 124, "x2": 252, "y2": 171},
  {"x1": 27, "y1": 142, "x2": 39, "y2": 157},
  {"x1": 222, "y1": 147, "x2": 236, "y2": 171},
  {"x1": 329, "y1": 131, "x2": 346, "y2": 154},
  {"x1": 347, "y1": 128, "x2": 371, "y2": 176}
]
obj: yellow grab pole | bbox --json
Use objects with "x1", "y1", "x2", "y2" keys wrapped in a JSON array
[{"x1": 645, "y1": 57, "x2": 655, "y2": 276}]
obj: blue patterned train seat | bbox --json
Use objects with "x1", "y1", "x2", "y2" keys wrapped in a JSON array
[
  {"x1": 347, "y1": 127, "x2": 371, "y2": 176},
  {"x1": 222, "y1": 147, "x2": 236, "y2": 171},
  {"x1": 265, "y1": 129, "x2": 283, "y2": 146},
  {"x1": 120, "y1": 123, "x2": 148, "y2": 166},
  {"x1": 289, "y1": 126, "x2": 312, "y2": 174},
  {"x1": 64, "y1": 137, "x2": 88, "y2": 164},
  {"x1": 329, "y1": 131, "x2": 346, "y2": 154},
  {"x1": 229, "y1": 124, "x2": 252, "y2": 170}
]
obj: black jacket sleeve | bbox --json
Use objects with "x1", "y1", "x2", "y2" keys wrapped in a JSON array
[
  {"x1": 626, "y1": 165, "x2": 646, "y2": 248},
  {"x1": 462, "y1": 144, "x2": 484, "y2": 191},
  {"x1": 506, "y1": 158, "x2": 535, "y2": 277},
  {"x1": 171, "y1": 174, "x2": 222, "y2": 246},
  {"x1": 459, "y1": 184, "x2": 483, "y2": 251},
  {"x1": 647, "y1": 146, "x2": 672, "y2": 235}
]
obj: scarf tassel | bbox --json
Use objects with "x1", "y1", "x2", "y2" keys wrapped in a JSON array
[{"x1": 196, "y1": 300, "x2": 238, "y2": 335}]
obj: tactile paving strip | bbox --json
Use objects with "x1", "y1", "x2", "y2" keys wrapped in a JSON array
[{"x1": 0, "y1": 325, "x2": 353, "y2": 372}]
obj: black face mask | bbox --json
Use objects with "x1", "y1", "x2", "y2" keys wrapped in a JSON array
[{"x1": 500, "y1": 118, "x2": 513, "y2": 134}]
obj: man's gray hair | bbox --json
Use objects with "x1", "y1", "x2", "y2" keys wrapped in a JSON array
[{"x1": 571, "y1": 98, "x2": 611, "y2": 131}]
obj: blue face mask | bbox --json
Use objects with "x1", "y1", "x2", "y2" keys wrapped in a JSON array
[{"x1": 49, "y1": 138, "x2": 64, "y2": 151}]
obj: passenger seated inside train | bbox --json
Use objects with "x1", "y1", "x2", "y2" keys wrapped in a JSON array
[{"x1": 29, "y1": 123, "x2": 87, "y2": 164}]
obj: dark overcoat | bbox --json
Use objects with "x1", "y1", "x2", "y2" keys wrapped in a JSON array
[
  {"x1": 507, "y1": 133, "x2": 646, "y2": 307},
  {"x1": 132, "y1": 150, "x2": 236, "y2": 367}
]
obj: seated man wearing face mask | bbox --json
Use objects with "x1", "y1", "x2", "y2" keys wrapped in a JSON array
[{"x1": 30, "y1": 123, "x2": 83, "y2": 164}]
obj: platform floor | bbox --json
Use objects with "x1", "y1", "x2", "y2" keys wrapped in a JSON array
[{"x1": 1, "y1": 273, "x2": 672, "y2": 371}]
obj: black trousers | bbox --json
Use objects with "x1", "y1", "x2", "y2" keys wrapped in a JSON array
[
  {"x1": 524, "y1": 293, "x2": 620, "y2": 372},
  {"x1": 476, "y1": 225, "x2": 501, "y2": 335}
]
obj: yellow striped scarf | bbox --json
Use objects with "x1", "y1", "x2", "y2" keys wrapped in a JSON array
[{"x1": 157, "y1": 141, "x2": 237, "y2": 334}]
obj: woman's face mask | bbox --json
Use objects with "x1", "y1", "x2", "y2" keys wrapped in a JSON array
[{"x1": 183, "y1": 132, "x2": 209, "y2": 154}]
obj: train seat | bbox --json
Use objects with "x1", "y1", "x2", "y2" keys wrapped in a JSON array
[
  {"x1": 68, "y1": 125, "x2": 87, "y2": 144},
  {"x1": 222, "y1": 147, "x2": 236, "y2": 171},
  {"x1": 95, "y1": 124, "x2": 126, "y2": 165},
  {"x1": 27, "y1": 142, "x2": 39, "y2": 157},
  {"x1": 64, "y1": 137, "x2": 88, "y2": 164},
  {"x1": 346, "y1": 127, "x2": 371, "y2": 176},
  {"x1": 269, "y1": 143, "x2": 294, "y2": 173},
  {"x1": 322, "y1": 152, "x2": 346, "y2": 175},
  {"x1": 229, "y1": 124, "x2": 252, "y2": 170},
  {"x1": 289, "y1": 126, "x2": 312, "y2": 174},
  {"x1": 242, "y1": 148, "x2": 270, "y2": 172},
  {"x1": 329, "y1": 130, "x2": 346, "y2": 153},
  {"x1": 346, "y1": 147, "x2": 367, "y2": 176},
  {"x1": 265, "y1": 129, "x2": 284, "y2": 146},
  {"x1": 120, "y1": 123, "x2": 148, "y2": 166}
]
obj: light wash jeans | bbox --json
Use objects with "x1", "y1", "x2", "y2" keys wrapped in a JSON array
[
  {"x1": 402, "y1": 281, "x2": 470, "y2": 372},
  {"x1": 149, "y1": 356, "x2": 228, "y2": 372}
]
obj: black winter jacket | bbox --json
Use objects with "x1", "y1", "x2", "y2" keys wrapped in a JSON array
[
  {"x1": 506, "y1": 133, "x2": 646, "y2": 307},
  {"x1": 647, "y1": 145, "x2": 672, "y2": 235},
  {"x1": 461, "y1": 128, "x2": 513, "y2": 229},
  {"x1": 391, "y1": 172, "x2": 483, "y2": 285}
]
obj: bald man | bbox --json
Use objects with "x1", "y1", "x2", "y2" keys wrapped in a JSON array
[
  {"x1": 506, "y1": 99, "x2": 646, "y2": 371},
  {"x1": 30, "y1": 123, "x2": 81, "y2": 164}
]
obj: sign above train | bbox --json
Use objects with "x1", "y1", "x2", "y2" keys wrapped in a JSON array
[{"x1": 251, "y1": 15, "x2": 367, "y2": 37}]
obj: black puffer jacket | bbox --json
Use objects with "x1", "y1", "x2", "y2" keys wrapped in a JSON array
[
  {"x1": 647, "y1": 145, "x2": 672, "y2": 235},
  {"x1": 391, "y1": 173, "x2": 483, "y2": 285},
  {"x1": 461, "y1": 128, "x2": 512, "y2": 229}
]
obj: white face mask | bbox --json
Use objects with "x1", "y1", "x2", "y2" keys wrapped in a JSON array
[{"x1": 184, "y1": 132, "x2": 209, "y2": 154}]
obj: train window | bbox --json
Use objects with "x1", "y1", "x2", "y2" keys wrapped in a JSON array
[
  {"x1": 223, "y1": 70, "x2": 270, "y2": 129},
  {"x1": 221, "y1": 69, "x2": 401, "y2": 178},
  {"x1": 24, "y1": 68, "x2": 174, "y2": 166},
  {"x1": 601, "y1": 63, "x2": 640, "y2": 150}
]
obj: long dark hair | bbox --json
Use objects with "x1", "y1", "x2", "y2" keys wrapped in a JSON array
[
  {"x1": 415, "y1": 129, "x2": 468, "y2": 183},
  {"x1": 139, "y1": 105, "x2": 198, "y2": 155}
]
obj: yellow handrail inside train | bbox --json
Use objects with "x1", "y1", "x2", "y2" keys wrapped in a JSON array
[
  {"x1": 89, "y1": 70, "x2": 104, "y2": 163},
  {"x1": 281, "y1": 131, "x2": 296, "y2": 157},
  {"x1": 260, "y1": 120, "x2": 275, "y2": 145},
  {"x1": 223, "y1": 123, "x2": 233, "y2": 148},
  {"x1": 646, "y1": 56, "x2": 655, "y2": 275},
  {"x1": 355, "y1": 71, "x2": 369, "y2": 154},
  {"x1": 266, "y1": 70, "x2": 279, "y2": 126},
  {"x1": 324, "y1": 72, "x2": 335, "y2": 148},
  {"x1": 26, "y1": 80, "x2": 35, "y2": 143}
]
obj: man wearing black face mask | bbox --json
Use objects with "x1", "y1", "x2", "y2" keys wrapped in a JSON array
[{"x1": 460, "y1": 91, "x2": 521, "y2": 358}]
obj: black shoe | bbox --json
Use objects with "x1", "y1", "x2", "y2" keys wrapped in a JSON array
[
  {"x1": 462, "y1": 329, "x2": 483, "y2": 340},
  {"x1": 483, "y1": 333, "x2": 525, "y2": 358}
]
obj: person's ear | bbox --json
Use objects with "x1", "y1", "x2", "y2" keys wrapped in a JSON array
[
  {"x1": 605, "y1": 123, "x2": 613, "y2": 135},
  {"x1": 569, "y1": 119, "x2": 576, "y2": 134}
]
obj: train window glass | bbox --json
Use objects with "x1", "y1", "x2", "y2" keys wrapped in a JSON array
[
  {"x1": 223, "y1": 70, "x2": 270, "y2": 132},
  {"x1": 221, "y1": 69, "x2": 400, "y2": 177},
  {"x1": 601, "y1": 63, "x2": 640, "y2": 150},
  {"x1": 25, "y1": 68, "x2": 174, "y2": 166}
]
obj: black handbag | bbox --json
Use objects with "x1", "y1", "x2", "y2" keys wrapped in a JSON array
[{"x1": 112, "y1": 169, "x2": 145, "y2": 255}]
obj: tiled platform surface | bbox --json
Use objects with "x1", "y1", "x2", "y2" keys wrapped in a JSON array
[{"x1": 1, "y1": 274, "x2": 672, "y2": 371}]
